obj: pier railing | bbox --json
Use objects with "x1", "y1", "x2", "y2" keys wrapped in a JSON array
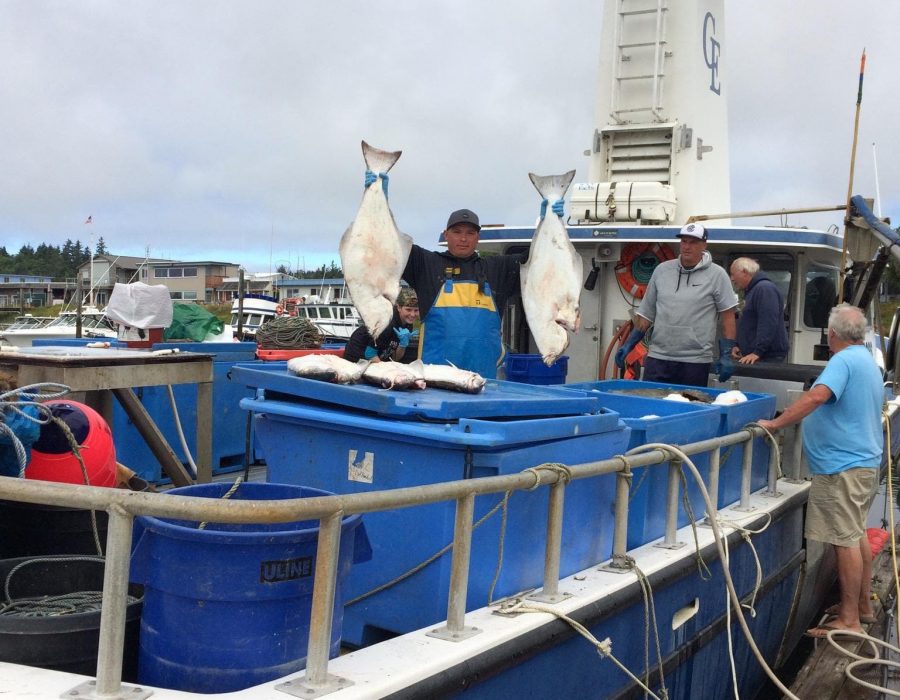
[{"x1": 0, "y1": 425, "x2": 777, "y2": 698}]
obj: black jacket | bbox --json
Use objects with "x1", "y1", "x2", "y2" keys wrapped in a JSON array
[{"x1": 343, "y1": 309, "x2": 417, "y2": 363}]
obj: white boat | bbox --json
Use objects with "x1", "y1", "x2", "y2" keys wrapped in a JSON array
[
  {"x1": 230, "y1": 294, "x2": 363, "y2": 342},
  {"x1": 0, "y1": 307, "x2": 116, "y2": 347},
  {"x1": 284, "y1": 297, "x2": 362, "y2": 342},
  {"x1": 229, "y1": 294, "x2": 280, "y2": 340}
]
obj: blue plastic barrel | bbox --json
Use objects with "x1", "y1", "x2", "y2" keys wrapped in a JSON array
[{"x1": 130, "y1": 482, "x2": 371, "y2": 693}]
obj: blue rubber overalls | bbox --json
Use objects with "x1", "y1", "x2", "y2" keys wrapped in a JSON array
[{"x1": 419, "y1": 276, "x2": 504, "y2": 379}]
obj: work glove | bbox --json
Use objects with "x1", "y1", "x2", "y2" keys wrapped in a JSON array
[
  {"x1": 714, "y1": 339, "x2": 738, "y2": 382},
  {"x1": 364, "y1": 170, "x2": 377, "y2": 188},
  {"x1": 409, "y1": 329, "x2": 419, "y2": 341},
  {"x1": 393, "y1": 327, "x2": 412, "y2": 348},
  {"x1": 615, "y1": 328, "x2": 645, "y2": 370},
  {"x1": 364, "y1": 346, "x2": 379, "y2": 360},
  {"x1": 551, "y1": 198, "x2": 565, "y2": 217}
]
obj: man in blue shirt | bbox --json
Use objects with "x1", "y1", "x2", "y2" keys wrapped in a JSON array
[{"x1": 758, "y1": 304, "x2": 883, "y2": 637}]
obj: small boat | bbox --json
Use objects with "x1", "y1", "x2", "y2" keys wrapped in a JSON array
[
  {"x1": 0, "y1": 314, "x2": 54, "y2": 337},
  {"x1": 229, "y1": 293, "x2": 279, "y2": 340},
  {"x1": 0, "y1": 308, "x2": 116, "y2": 347},
  {"x1": 283, "y1": 296, "x2": 362, "y2": 342}
]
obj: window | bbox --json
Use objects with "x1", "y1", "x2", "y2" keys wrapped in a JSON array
[
  {"x1": 155, "y1": 267, "x2": 198, "y2": 278},
  {"x1": 170, "y1": 291, "x2": 198, "y2": 300},
  {"x1": 804, "y1": 266, "x2": 839, "y2": 329}
]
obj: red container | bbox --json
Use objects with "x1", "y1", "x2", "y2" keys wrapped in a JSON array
[{"x1": 256, "y1": 347, "x2": 344, "y2": 361}]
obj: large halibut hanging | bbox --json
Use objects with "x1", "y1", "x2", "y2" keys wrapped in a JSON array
[
  {"x1": 520, "y1": 170, "x2": 582, "y2": 366},
  {"x1": 339, "y1": 141, "x2": 413, "y2": 339}
]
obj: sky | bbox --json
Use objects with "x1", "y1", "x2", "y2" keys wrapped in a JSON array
[{"x1": 1, "y1": 1, "x2": 897, "y2": 273}]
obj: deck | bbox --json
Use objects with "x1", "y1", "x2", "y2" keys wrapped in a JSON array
[{"x1": 787, "y1": 533, "x2": 900, "y2": 698}]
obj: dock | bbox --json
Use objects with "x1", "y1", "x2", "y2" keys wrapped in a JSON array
[{"x1": 787, "y1": 533, "x2": 900, "y2": 698}]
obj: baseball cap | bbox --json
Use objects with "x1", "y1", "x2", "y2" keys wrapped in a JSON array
[
  {"x1": 446, "y1": 208, "x2": 481, "y2": 230},
  {"x1": 396, "y1": 288, "x2": 418, "y2": 307},
  {"x1": 678, "y1": 222, "x2": 707, "y2": 241}
]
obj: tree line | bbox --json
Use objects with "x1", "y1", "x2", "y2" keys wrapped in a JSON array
[{"x1": 0, "y1": 238, "x2": 109, "y2": 279}]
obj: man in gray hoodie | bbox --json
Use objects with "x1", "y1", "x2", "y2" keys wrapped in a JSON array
[{"x1": 615, "y1": 223, "x2": 738, "y2": 386}]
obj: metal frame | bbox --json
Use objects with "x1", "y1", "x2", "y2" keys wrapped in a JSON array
[{"x1": 0, "y1": 426, "x2": 771, "y2": 699}]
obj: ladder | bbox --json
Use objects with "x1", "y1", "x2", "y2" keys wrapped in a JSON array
[{"x1": 609, "y1": 0, "x2": 668, "y2": 124}]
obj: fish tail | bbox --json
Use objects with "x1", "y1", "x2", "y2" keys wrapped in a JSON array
[
  {"x1": 528, "y1": 170, "x2": 576, "y2": 201},
  {"x1": 362, "y1": 141, "x2": 402, "y2": 174}
]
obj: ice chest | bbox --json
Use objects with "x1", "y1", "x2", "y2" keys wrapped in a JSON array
[
  {"x1": 567, "y1": 390, "x2": 721, "y2": 548},
  {"x1": 238, "y1": 371, "x2": 630, "y2": 647},
  {"x1": 570, "y1": 181, "x2": 676, "y2": 222},
  {"x1": 569, "y1": 380, "x2": 776, "y2": 508}
]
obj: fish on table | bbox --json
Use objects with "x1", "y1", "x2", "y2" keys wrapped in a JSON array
[
  {"x1": 287, "y1": 354, "x2": 367, "y2": 384},
  {"x1": 362, "y1": 359, "x2": 426, "y2": 391},
  {"x1": 421, "y1": 363, "x2": 486, "y2": 394},
  {"x1": 339, "y1": 140, "x2": 412, "y2": 340},
  {"x1": 520, "y1": 170, "x2": 582, "y2": 366}
]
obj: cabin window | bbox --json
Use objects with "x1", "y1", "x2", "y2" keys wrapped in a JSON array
[
  {"x1": 307, "y1": 308, "x2": 318, "y2": 319},
  {"x1": 319, "y1": 308, "x2": 332, "y2": 319},
  {"x1": 803, "y1": 267, "x2": 839, "y2": 329}
]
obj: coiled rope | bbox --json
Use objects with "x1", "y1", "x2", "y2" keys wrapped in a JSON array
[
  {"x1": 0, "y1": 556, "x2": 139, "y2": 618},
  {"x1": 255, "y1": 317, "x2": 324, "y2": 349}
]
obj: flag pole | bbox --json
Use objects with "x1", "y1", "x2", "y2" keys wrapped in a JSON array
[{"x1": 838, "y1": 49, "x2": 866, "y2": 303}]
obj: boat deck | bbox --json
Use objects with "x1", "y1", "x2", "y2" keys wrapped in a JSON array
[{"x1": 788, "y1": 533, "x2": 900, "y2": 698}]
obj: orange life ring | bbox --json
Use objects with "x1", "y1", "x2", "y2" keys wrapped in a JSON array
[{"x1": 614, "y1": 243, "x2": 676, "y2": 299}]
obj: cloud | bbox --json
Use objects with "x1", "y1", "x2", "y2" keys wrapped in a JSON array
[{"x1": 0, "y1": 1, "x2": 897, "y2": 272}]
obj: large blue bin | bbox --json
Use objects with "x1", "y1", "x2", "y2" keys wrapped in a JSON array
[
  {"x1": 111, "y1": 342, "x2": 259, "y2": 482},
  {"x1": 245, "y1": 394, "x2": 630, "y2": 647},
  {"x1": 569, "y1": 391, "x2": 721, "y2": 549},
  {"x1": 504, "y1": 353, "x2": 568, "y2": 385},
  {"x1": 569, "y1": 380, "x2": 776, "y2": 509},
  {"x1": 130, "y1": 482, "x2": 371, "y2": 693}
]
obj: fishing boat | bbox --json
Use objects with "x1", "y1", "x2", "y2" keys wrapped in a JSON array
[
  {"x1": 230, "y1": 293, "x2": 280, "y2": 340},
  {"x1": 230, "y1": 294, "x2": 363, "y2": 343},
  {"x1": 2, "y1": 1, "x2": 900, "y2": 699},
  {"x1": 283, "y1": 296, "x2": 362, "y2": 342},
  {"x1": 0, "y1": 307, "x2": 116, "y2": 347}
]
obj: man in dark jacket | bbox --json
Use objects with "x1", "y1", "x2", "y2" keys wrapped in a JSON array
[
  {"x1": 343, "y1": 288, "x2": 420, "y2": 364},
  {"x1": 729, "y1": 257, "x2": 789, "y2": 364},
  {"x1": 402, "y1": 208, "x2": 525, "y2": 378}
]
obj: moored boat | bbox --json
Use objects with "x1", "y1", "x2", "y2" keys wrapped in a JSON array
[{"x1": 0, "y1": 307, "x2": 116, "y2": 347}]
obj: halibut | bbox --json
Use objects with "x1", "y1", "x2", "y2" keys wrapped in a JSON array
[
  {"x1": 339, "y1": 141, "x2": 413, "y2": 340},
  {"x1": 520, "y1": 170, "x2": 582, "y2": 366}
]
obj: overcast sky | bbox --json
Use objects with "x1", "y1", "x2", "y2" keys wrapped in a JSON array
[{"x1": 1, "y1": 1, "x2": 897, "y2": 273}]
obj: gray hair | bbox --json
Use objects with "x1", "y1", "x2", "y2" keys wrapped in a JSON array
[
  {"x1": 731, "y1": 257, "x2": 759, "y2": 275},
  {"x1": 828, "y1": 303, "x2": 866, "y2": 342}
]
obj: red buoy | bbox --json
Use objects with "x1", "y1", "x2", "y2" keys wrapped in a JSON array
[{"x1": 26, "y1": 401, "x2": 117, "y2": 488}]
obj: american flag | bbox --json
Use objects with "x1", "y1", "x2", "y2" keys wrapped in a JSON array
[{"x1": 84, "y1": 215, "x2": 92, "y2": 224}]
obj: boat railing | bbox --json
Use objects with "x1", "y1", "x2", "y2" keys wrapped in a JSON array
[{"x1": 0, "y1": 425, "x2": 780, "y2": 698}]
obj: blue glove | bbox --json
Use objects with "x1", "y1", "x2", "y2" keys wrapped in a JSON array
[
  {"x1": 393, "y1": 327, "x2": 412, "y2": 348},
  {"x1": 615, "y1": 328, "x2": 645, "y2": 370},
  {"x1": 539, "y1": 198, "x2": 548, "y2": 219},
  {"x1": 409, "y1": 329, "x2": 419, "y2": 341},
  {"x1": 714, "y1": 339, "x2": 738, "y2": 382},
  {"x1": 551, "y1": 198, "x2": 565, "y2": 217},
  {"x1": 364, "y1": 170, "x2": 377, "y2": 188},
  {"x1": 363, "y1": 346, "x2": 379, "y2": 360}
]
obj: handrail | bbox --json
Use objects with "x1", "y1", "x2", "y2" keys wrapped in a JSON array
[{"x1": 0, "y1": 425, "x2": 770, "y2": 698}]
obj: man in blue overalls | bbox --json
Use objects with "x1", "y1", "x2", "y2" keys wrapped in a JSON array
[{"x1": 403, "y1": 209, "x2": 524, "y2": 379}]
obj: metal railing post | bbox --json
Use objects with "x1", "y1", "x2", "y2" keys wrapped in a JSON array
[
  {"x1": 733, "y1": 432, "x2": 756, "y2": 512},
  {"x1": 657, "y1": 458, "x2": 685, "y2": 549},
  {"x1": 786, "y1": 389, "x2": 806, "y2": 482},
  {"x1": 705, "y1": 447, "x2": 721, "y2": 522},
  {"x1": 766, "y1": 428, "x2": 781, "y2": 496},
  {"x1": 91, "y1": 504, "x2": 143, "y2": 698},
  {"x1": 427, "y1": 494, "x2": 480, "y2": 641},
  {"x1": 530, "y1": 480, "x2": 569, "y2": 602},
  {"x1": 602, "y1": 461, "x2": 633, "y2": 573}
]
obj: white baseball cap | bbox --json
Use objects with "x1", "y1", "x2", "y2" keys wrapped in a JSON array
[{"x1": 678, "y1": 223, "x2": 707, "y2": 240}]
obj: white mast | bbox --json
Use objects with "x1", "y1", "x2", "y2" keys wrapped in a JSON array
[{"x1": 584, "y1": 0, "x2": 730, "y2": 223}]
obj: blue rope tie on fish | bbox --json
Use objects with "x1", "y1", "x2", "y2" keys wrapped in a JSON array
[
  {"x1": 539, "y1": 198, "x2": 565, "y2": 219},
  {"x1": 364, "y1": 170, "x2": 390, "y2": 198}
]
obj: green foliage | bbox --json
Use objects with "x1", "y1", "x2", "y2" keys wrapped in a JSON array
[{"x1": 0, "y1": 241, "x2": 92, "y2": 278}]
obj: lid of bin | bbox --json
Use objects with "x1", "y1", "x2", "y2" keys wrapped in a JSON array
[{"x1": 230, "y1": 363, "x2": 601, "y2": 420}]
